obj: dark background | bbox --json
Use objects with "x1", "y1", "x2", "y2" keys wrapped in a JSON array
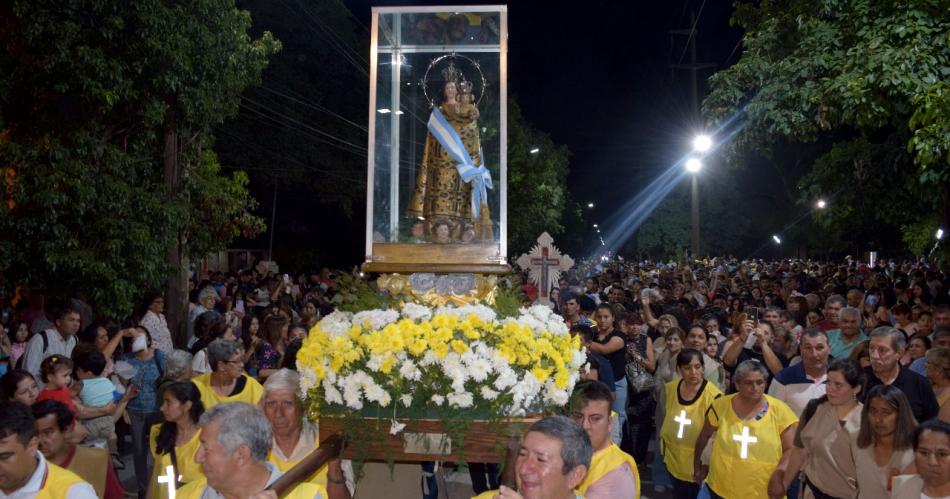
[{"x1": 223, "y1": 1, "x2": 758, "y2": 270}]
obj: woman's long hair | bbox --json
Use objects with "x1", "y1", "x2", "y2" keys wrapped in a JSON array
[
  {"x1": 155, "y1": 381, "x2": 205, "y2": 455},
  {"x1": 856, "y1": 384, "x2": 917, "y2": 450}
]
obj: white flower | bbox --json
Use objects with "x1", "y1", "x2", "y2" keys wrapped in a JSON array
[
  {"x1": 342, "y1": 380, "x2": 363, "y2": 410},
  {"x1": 447, "y1": 391, "x2": 474, "y2": 408},
  {"x1": 431, "y1": 394, "x2": 445, "y2": 406},
  {"x1": 401, "y1": 302, "x2": 432, "y2": 321},
  {"x1": 298, "y1": 367, "x2": 318, "y2": 397},
  {"x1": 543, "y1": 380, "x2": 569, "y2": 406},
  {"x1": 389, "y1": 420, "x2": 407, "y2": 435},
  {"x1": 322, "y1": 378, "x2": 343, "y2": 405},
  {"x1": 353, "y1": 309, "x2": 400, "y2": 330},
  {"x1": 400, "y1": 394, "x2": 413, "y2": 407},
  {"x1": 570, "y1": 349, "x2": 588, "y2": 370},
  {"x1": 366, "y1": 354, "x2": 384, "y2": 372},
  {"x1": 480, "y1": 386, "x2": 499, "y2": 401},
  {"x1": 364, "y1": 382, "x2": 391, "y2": 407},
  {"x1": 493, "y1": 367, "x2": 518, "y2": 391},
  {"x1": 420, "y1": 351, "x2": 439, "y2": 367},
  {"x1": 319, "y1": 311, "x2": 353, "y2": 338},
  {"x1": 466, "y1": 357, "x2": 492, "y2": 383},
  {"x1": 398, "y1": 360, "x2": 422, "y2": 381}
]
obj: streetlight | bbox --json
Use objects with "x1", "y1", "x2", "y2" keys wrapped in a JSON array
[
  {"x1": 816, "y1": 199, "x2": 827, "y2": 209},
  {"x1": 587, "y1": 202, "x2": 594, "y2": 208},
  {"x1": 693, "y1": 134, "x2": 712, "y2": 153},
  {"x1": 529, "y1": 147, "x2": 540, "y2": 154},
  {"x1": 593, "y1": 223, "x2": 598, "y2": 228},
  {"x1": 685, "y1": 157, "x2": 702, "y2": 174},
  {"x1": 772, "y1": 235, "x2": 782, "y2": 244},
  {"x1": 938, "y1": 228, "x2": 945, "y2": 240}
]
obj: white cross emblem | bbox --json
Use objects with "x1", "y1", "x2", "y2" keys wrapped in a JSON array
[
  {"x1": 674, "y1": 410, "x2": 692, "y2": 439},
  {"x1": 157, "y1": 465, "x2": 182, "y2": 499},
  {"x1": 732, "y1": 426, "x2": 758, "y2": 459}
]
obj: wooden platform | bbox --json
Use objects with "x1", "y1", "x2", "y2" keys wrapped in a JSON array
[
  {"x1": 362, "y1": 242, "x2": 509, "y2": 274},
  {"x1": 319, "y1": 416, "x2": 534, "y2": 463}
]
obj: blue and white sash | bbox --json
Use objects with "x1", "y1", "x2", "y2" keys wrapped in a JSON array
[{"x1": 427, "y1": 107, "x2": 493, "y2": 217}]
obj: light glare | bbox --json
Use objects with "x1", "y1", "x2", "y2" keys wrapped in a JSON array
[
  {"x1": 816, "y1": 199, "x2": 827, "y2": 209},
  {"x1": 772, "y1": 235, "x2": 782, "y2": 244},
  {"x1": 938, "y1": 228, "x2": 945, "y2": 240},
  {"x1": 693, "y1": 135, "x2": 712, "y2": 153},
  {"x1": 685, "y1": 158, "x2": 702, "y2": 174}
]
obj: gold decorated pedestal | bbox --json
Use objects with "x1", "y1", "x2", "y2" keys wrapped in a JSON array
[{"x1": 363, "y1": 243, "x2": 509, "y2": 275}]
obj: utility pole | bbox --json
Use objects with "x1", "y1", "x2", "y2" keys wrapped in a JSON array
[{"x1": 671, "y1": 11, "x2": 716, "y2": 259}]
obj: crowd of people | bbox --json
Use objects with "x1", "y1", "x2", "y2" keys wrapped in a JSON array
[
  {"x1": 0, "y1": 267, "x2": 345, "y2": 499},
  {"x1": 0, "y1": 257, "x2": 949, "y2": 499},
  {"x1": 536, "y1": 256, "x2": 950, "y2": 499}
]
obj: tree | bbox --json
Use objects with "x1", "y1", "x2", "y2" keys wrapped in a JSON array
[
  {"x1": 506, "y1": 98, "x2": 579, "y2": 257},
  {"x1": 0, "y1": 1, "x2": 279, "y2": 325},
  {"x1": 704, "y1": 0, "x2": 950, "y2": 258}
]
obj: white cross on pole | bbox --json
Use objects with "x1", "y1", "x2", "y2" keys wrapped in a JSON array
[
  {"x1": 732, "y1": 426, "x2": 758, "y2": 459},
  {"x1": 157, "y1": 465, "x2": 181, "y2": 499},
  {"x1": 674, "y1": 410, "x2": 692, "y2": 439}
]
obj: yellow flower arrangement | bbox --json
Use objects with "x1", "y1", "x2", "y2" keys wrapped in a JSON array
[{"x1": 296, "y1": 304, "x2": 586, "y2": 422}]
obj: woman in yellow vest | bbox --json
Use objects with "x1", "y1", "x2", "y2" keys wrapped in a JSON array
[
  {"x1": 191, "y1": 339, "x2": 264, "y2": 409},
  {"x1": 693, "y1": 359, "x2": 798, "y2": 499},
  {"x1": 659, "y1": 348, "x2": 722, "y2": 499},
  {"x1": 148, "y1": 381, "x2": 205, "y2": 499}
]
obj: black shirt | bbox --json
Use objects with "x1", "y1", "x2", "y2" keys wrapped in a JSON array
[
  {"x1": 862, "y1": 366, "x2": 939, "y2": 422},
  {"x1": 593, "y1": 329, "x2": 627, "y2": 382}
]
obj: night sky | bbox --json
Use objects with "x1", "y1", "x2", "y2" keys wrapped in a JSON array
[
  {"x1": 342, "y1": 0, "x2": 743, "y2": 229},
  {"x1": 241, "y1": 1, "x2": 747, "y2": 268}
]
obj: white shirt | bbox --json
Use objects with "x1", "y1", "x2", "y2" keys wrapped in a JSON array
[
  {"x1": 140, "y1": 311, "x2": 174, "y2": 354},
  {"x1": 0, "y1": 452, "x2": 96, "y2": 499},
  {"x1": 21, "y1": 329, "x2": 77, "y2": 386}
]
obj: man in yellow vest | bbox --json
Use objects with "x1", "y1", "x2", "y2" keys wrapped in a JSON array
[
  {"x1": 32, "y1": 400, "x2": 124, "y2": 499},
  {"x1": 178, "y1": 402, "x2": 326, "y2": 499},
  {"x1": 0, "y1": 401, "x2": 95, "y2": 498},
  {"x1": 262, "y1": 369, "x2": 352, "y2": 498},
  {"x1": 472, "y1": 415, "x2": 591, "y2": 499},
  {"x1": 571, "y1": 380, "x2": 640, "y2": 499}
]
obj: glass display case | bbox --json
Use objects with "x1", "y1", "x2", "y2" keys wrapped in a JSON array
[{"x1": 363, "y1": 6, "x2": 508, "y2": 274}]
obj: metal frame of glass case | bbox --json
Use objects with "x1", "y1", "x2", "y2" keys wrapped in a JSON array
[{"x1": 363, "y1": 5, "x2": 509, "y2": 274}]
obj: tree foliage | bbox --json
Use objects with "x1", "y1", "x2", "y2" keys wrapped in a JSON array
[
  {"x1": 507, "y1": 99, "x2": 578, "y2": 257},
  {"x1": 705, "y1": 0, "x2": 950, "y2": 256},
  {"x1": 0, "y1": 0, "x2": 279, "y2": 317}
]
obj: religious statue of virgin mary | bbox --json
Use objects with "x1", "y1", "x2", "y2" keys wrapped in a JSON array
[{"x1": 406, "y1": 61, "x2": 493, "y2": 243}]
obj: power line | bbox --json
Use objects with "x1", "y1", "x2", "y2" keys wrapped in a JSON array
[
  {"x1": 240, "y1": 95, "x2": 367, "y2": 154},
  {"x1": 256, "y1": 85, "x2": 367, "y2": 133},
  {"x1": 676, "y1": 0, "x2": 708, "y2": 65},
  {"x1": 279, "y1": 0, "x2": 368, "y2": 78},
  {"x1": 237, "y1": 103, "x2": 366, "y2": 158}
]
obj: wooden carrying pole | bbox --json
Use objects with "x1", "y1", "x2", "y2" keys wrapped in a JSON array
[
  {"x1": 266, "y1": 434, "x2": 343, "y2": 497},
  {"x1": 498, "y1": 435, "x2": 520, "y2": 490}
]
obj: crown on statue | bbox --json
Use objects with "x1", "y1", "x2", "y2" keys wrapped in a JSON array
[
  {"x1": 458, "y1": 79, "x2": 473, "y2": 94},
  {"x1": 441, "y1": 62, "x2": 462, "y2": 84}
]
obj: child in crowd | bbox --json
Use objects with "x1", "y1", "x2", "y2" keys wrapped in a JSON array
[
  {"x1": 37, "y1": 355, "x2": 78, "y2": 414},
  {"x1": 74, "y1": 350, "x2": 118, "y2": 454}
]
